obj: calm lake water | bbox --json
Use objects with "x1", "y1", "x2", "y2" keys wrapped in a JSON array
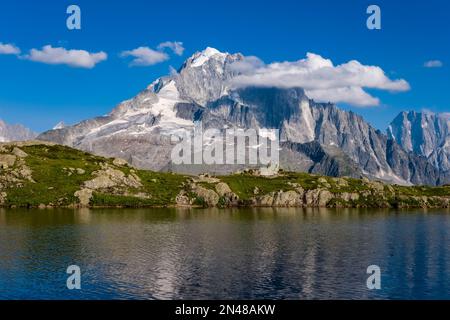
[{"x1": 0, "y1": 208, "x2": 449, "y2": 300}]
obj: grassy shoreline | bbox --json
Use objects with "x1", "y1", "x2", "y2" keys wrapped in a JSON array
[{"x1": 0, "y1": 142, "x2": 449, "y2": 209}]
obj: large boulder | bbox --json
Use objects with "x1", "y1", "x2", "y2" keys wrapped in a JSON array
[
  {"x1": 12, "y1": 147, "x2": 28, "y2": 158},
  {"x1": 257, "y1": 192, "x2": 275, "y2": 206},
  {"x1": 0, "y1": 154, "x2": 16, "y2": 168},
  {"x1": 84, "y1": 165, "x2": 142, "y2": 190},
  {"x1": 273, "y1": 190, "x2": 303, "y2": 207},
  {"x1": 340, "y1": 192, "x2": 360, "y2": 202},
  {"x1": 305, "y1": 189, "x2": 334, "y2": 207},
  {"x1": 74, "y1": 188, "x2": 93, "y2": 207},
  {"x1": 192, "y1": 185, "x2": 220, "y2": 207},
  {"x1": 175, "y1": 190, "x2": 191, "y2": 206},
  {"x1": 215, "y1": 182, "x2": 232, "y2": 196}
]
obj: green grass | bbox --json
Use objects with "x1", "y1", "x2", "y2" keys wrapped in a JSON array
[
  {"x1": 4, "y1": 145, "x2": 102, "y2": 207},
  {"x1": 393, "y1": 185, "x2": 450, "y2": 197},
  {"x1": 220, "y1": 174, "x2": 295, "y2": 200},
  {"x1": 91, "y1": 193, "x2": 157, "y2": 207},
  {"x1": 1, "y1": 143, "x2": 449, "y2": 208},
  {"x1": 2, "y1": 144, "x2": 189, "y2": 207},
  {"x1": 136, "y1": 171, "x2": 189, "y2": 206},
  {"x1": 196, "y1": 181, "x2": 217, "y2": 191},
  {"x1": 219, "y1": 172, "x2": 371, "y2": 200}
]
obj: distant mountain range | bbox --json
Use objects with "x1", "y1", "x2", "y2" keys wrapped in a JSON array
[
  {"x1": 7, "y1": 47, "x2": 445, "y2": 186},
  {"x1": 0, "y1": 119, "x2": 36, "y2": 142},
  {"x1": 388, "y1": 111, "x2": 449, "y2": 173}
]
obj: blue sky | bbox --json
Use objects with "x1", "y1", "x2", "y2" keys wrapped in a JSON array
[{"x1": 0, "y1": 0, "x2": 448, "y2": 132}]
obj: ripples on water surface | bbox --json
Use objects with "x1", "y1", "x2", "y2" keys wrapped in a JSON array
[{"x1": 0, "y1": 208, "x2": 449, "y2": 299}]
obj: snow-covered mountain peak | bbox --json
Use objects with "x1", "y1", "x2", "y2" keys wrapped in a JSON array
[
  {"x1": 189, "y1": 47, "x2": 227, "y2": 68},
  {"x1": 142, "y1": 47, "x2": 246, "y2": 107},
  {"x1": 53, "y1": 121, "x2": 65, "y2": 130},
  {"x1": 36, "y1": 48, "x2": 450, "y2": 185}
]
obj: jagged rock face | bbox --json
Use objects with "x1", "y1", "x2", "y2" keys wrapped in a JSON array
[
  {"x1": 280, "y1": 141, "x2": 362, "y2": 178},
  {"x1": 200, "y1": 87, "x2": 441, "y2": 185},
  {"x1": 173, "y1": 47, "x2": 243, "y2": 106},
  {"x1": 388, "y1": 111, "x2": 450, "y2": 173},
  {"x1": 0, "y1": 120, "x2": 36, "y2": 142},
  {"x1": 37, "y1": 48, "x2": 447, "y2": 185}
]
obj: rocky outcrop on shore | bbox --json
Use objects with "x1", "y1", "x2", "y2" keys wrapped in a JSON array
[
  {"x1": 0, "y1": 145, "x2": 34, "y2": 205},
  {"x1": 0, "y1": 141, "x2": 449, "y2": 209},
  {"x1": 185, "y1": 174, "x2": 450, "y2": 209}
]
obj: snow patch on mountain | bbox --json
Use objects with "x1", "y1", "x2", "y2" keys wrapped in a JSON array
[
  {"x1": 53, "y1": 121, "x2": 65, "y2": 130},
  {"x1": 36, "y1": 47, "x2": 448, "y2": 185},
  {"x1": 189, "y1": 47, "x2": 227, "y2": 68}
]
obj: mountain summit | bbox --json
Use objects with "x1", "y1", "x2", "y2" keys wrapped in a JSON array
[{"x1": 38, "y1": 48, "x2": 449, "y2": 186}]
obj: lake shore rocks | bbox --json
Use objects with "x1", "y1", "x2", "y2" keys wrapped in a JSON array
[{"x1": 0, "y1": 141, "x2": 448, "y2": 209}]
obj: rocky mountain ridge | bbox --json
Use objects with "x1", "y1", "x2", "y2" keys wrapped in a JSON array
[
  {"x1": 388, "y1": 111, "x2": 450, "y2": 173},
  {"x1": 35, "y1": 47, "x2": 449, "y2": 186},
  {"x1": 0, "y1": 119, "x2": 36, "y2": 142}
]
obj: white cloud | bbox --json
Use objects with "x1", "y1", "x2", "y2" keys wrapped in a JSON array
[
  {"x1": 121, "y1": 47, "x2": 169, "y2": 66},
  {"x1": 307, "y1": 87, "x2": 380, "y2": 107},
  {"x1": 229, "y1": 53, "x2": 410, "y2": 107},
  {"x1": 122, "y1": 41, "x2": 185, "y2": 67},
  {"x1": 157, "y1": 41, "x2": 185, "y2": 56},
  {"x1": 26, "y1": 45, "x2": 107, "y2": 68},
  {"x1": 424, "y1": 60, "x2": 443, "y2": 68},
  {"x1": 228, "y1": 56, "x2": 264, "y2": 73},
  {"x1": 0, "y1": 42, "x2": 21, "y2": 55}
]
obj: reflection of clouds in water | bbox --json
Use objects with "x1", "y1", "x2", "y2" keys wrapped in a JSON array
[
  {"x1": 0, "y1": 208, "x2": 449, "y2": 299},
  {"x1": 301, "y1": 240, "x2": 317, "y2": 298},
  {"x1": 75, "y1": 218, "x2": 183, "y2": 299}
]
